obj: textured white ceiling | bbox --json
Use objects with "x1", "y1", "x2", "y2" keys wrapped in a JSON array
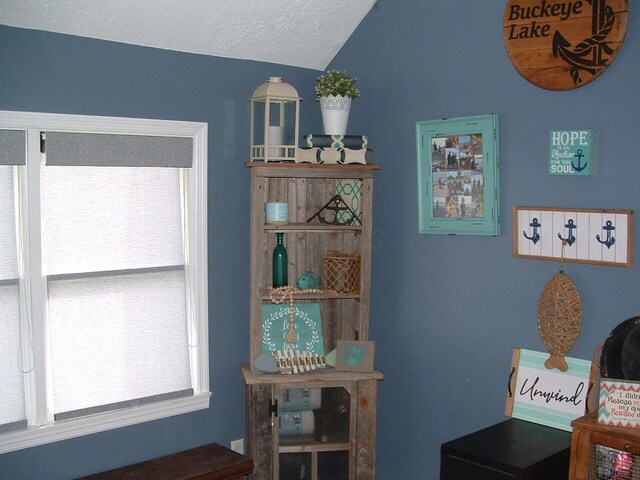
[{"x1": 0, "y1": 0, "x2": 375, "y2": 70}]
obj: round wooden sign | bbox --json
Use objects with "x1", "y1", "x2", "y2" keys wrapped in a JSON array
[{"x1": 504, "y1": 0, "x2": 628, "y2": 90}]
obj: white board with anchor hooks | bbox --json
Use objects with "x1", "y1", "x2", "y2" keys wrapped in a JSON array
[{"x1": 514, "y1": 206, "x2": 634, "y2": 267}]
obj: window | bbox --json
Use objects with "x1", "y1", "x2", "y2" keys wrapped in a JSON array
[{"x1": 0, "y1": 111, "x2": 209, "y2": 454}]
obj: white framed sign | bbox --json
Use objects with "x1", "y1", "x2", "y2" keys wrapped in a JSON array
[
  {"x1": 514, "y1": 206, "x2": 633, "y2": 268},
  {"x1": 506, "y1": 348, "x2": 592, "y2": 431}
]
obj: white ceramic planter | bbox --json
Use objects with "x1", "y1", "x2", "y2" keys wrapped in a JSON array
[{"x1": 319, "y1": 95, "x2": 352, "y2": 135}]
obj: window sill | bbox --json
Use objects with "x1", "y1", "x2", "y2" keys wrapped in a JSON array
[{"x1": 0, "y1": 392, "x2": 211, "y2": 454}]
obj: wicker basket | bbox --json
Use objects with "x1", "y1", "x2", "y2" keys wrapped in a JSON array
[{"x1": 322, "y1": 250, "x2": 361, "y2": 294}]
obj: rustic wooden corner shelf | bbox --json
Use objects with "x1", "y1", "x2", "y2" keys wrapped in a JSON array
[{"x1": 243, "y1": 162, "x2": 382, "y2": 480}]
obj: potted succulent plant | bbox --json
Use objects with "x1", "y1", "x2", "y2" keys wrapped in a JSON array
[{"x1": 315, "y1": 70, "x2": 360, "y2": 135}]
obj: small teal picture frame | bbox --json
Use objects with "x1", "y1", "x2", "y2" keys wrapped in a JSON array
[
  {"x1": 335, "y1": 340, "x2": 375, "y2": 372},
  {"x1": 416, "y1": 114, "x2": 500, "y2": 236}
]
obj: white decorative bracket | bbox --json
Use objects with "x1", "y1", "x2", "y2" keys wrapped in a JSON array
[{"x1": 514, "y1": 206, "x2": 634, "y2": 267}]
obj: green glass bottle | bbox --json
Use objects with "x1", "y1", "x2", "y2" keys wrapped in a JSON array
[{"x1": 272, "y1": 232, "x2": 288, "y2": 287}]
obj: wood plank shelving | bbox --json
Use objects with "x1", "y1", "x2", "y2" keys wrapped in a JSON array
[{"x1": 243, "y1": 163, "x2": 381, "y2": 480}]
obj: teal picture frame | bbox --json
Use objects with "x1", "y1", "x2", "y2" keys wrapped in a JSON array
[
  {"x1": 335, "y1": 340, "x2": 375, "y2": 373},
  {"x1": 416, "y1": 114, "x2": 500, "y2": 235}
]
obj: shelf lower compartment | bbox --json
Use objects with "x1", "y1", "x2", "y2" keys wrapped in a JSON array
[
  {"x1": 247, "y1": 163, "x2": 379, "y2": 480},
  {"x1": 279, "y1": 435, "x2": 350, "y2": 454}
]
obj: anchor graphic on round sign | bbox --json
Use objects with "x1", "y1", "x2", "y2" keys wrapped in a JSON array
[
  {"x1": 596, "y1": 220, "x2": 616, "y2": 249},
  {"x1": 552, "y1": 0, "x2": 619, "y2": 87},
  {"x1": 571, "y1": 149, "x2": 587, "y2": 173}
]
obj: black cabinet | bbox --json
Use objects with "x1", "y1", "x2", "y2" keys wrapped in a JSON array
[{"x1": 441, "y1": 419, "x2": 572, "y2": 480}]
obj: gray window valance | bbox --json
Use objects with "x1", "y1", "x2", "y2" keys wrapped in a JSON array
[
  {"x1": 44, "y1": 132, "x2": 193, "y2": 168},
  {"x1": 0, "y1": 129, "x2": 26, "y2": 166}
]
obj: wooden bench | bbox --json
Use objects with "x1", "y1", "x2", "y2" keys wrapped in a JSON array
[{"x1": 77, "y1": 443, "x2": 254, "y2": 480}]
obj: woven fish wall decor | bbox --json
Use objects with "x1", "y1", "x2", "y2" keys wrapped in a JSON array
[{"x1": 537, "y1": 271, "x2": 583, "y2": 372}]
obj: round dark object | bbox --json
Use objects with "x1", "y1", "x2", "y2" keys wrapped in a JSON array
[{"x1": 600, "y1": 316, "x2": 640, "y2": 380}]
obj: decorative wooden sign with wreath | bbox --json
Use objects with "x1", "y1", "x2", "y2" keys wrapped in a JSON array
[{"x1": 504, "y1": 0, "x2": 629, "y2": 90}]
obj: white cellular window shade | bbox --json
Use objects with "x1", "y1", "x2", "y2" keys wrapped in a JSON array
[
  {"x1": 0, "y1": 165, "x2": 19, "y2": 279},
  {"x1": 0, "y1": 111, "x2": 209, "y2": 454},
  {"x1": 48, "y1": 270, "x2": 192, "y2": 419},
  {"x1": 0, "y1": 156, "x2": 26, "y2": 433},
  {"x1": 40, "y1": 160, "x2": 193, "y2": 419},
  {"x1": 41, "y1": 166, "x2": 185, "y2": 275},
  {"x1": 0, "y1": 283, "x2": 24, "y2": 433}
]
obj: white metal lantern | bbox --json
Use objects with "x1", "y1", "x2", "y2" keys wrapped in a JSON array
[{"x1": 250, "y1": 77, "x2": 301, "y2": 162}]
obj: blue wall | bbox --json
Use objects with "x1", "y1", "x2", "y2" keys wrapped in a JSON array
[
  {"x1": 328, "y1": 1, "x2": 639, "y2": 479},
  {"x1": 1, "y1": 1, "x2": 639, "y2": 477},
  {"x1": 0, "y1": 25, "x2": 321, "y2": 479}
]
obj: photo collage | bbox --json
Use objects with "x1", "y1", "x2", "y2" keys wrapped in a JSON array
[{"x1": 431, "y1": 134, "x2": 484, "y2": 219}]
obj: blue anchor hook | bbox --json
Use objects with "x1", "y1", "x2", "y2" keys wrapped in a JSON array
[
  {"x1": 523, "y1": 218, "x2": 541, "y2": 244},
  {"x1": 596, "y1": 220, "x2": 616, "y2": 249},
  {"x1": 558, "y1": 219, "x2": 577, "y2": 246}
]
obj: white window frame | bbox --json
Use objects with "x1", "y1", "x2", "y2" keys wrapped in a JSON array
[{"x1": 0, "y1": 110, "x2": 210, "y2": 454}]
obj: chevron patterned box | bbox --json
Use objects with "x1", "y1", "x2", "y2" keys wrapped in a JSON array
[{"x1": 599, "y1": 379, "x2": 640, "y2": 428}]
